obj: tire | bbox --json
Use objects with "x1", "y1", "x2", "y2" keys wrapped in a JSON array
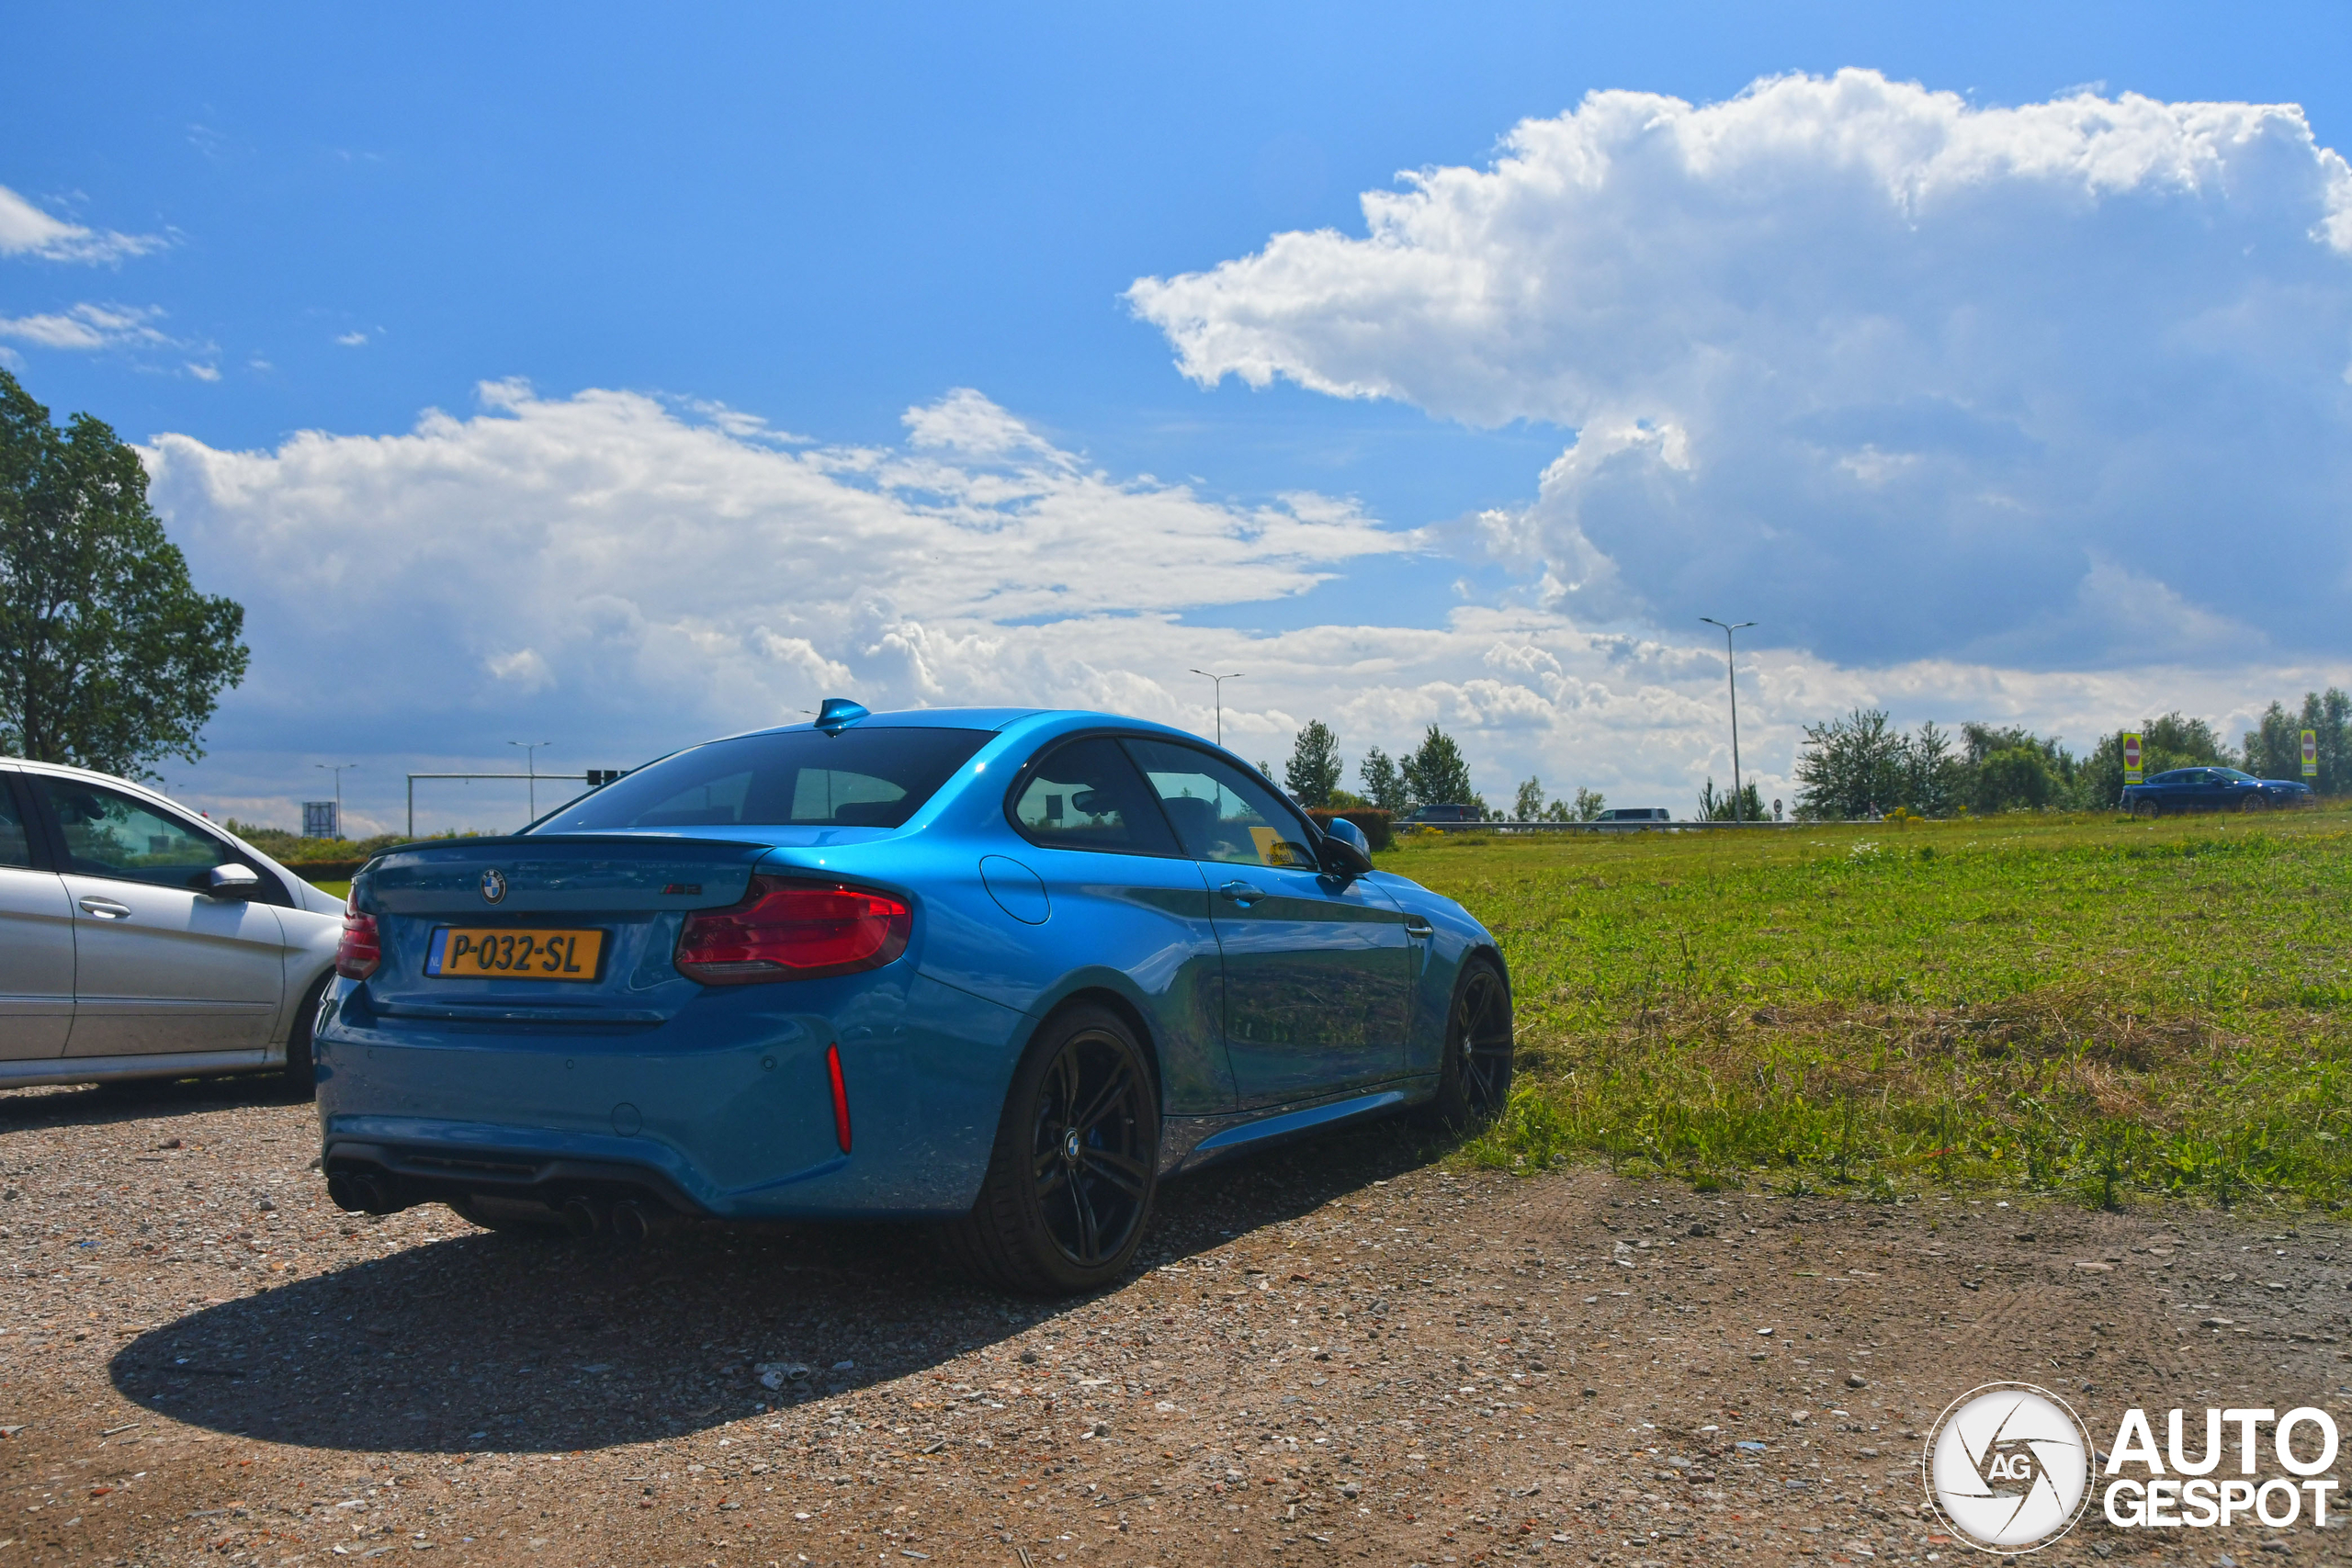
[
  {"x1": 1417, "y1": 956, "x2": 1515, "y2": 1132},
  {"x1": 280, "y1": 971, "x2": 333, "y2": 1096},
  {"x1": 944, "y1": 1004, "x2": 1159, "y2": 1295},
  {"x1": 2239, "y1": 794, "x2": 2268, "y2": 814},
  {"x1": 2132, "y1": 800, "x2": 2160, "y2": 820}
]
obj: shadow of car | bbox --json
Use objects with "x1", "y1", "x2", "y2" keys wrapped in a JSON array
[{"x1": 107, "y1": 1120, "x2": 1442, "y2": 1453}]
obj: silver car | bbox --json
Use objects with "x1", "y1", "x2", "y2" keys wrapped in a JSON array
[{"x1": 0, "y1": 759, "x2": 343, "y2": 1090}]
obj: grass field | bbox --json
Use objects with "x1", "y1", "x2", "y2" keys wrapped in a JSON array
[{"x1": 1377, "y1": 807, "x2": 2352, "y2": 1209}]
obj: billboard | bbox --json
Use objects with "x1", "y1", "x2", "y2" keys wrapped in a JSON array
[{"x1": 302, "y1": 800, "x2": 340, "y2": 839}]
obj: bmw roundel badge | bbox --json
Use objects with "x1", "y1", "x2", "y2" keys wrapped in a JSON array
[{"x1": 481, "y1": 868, "x2": 508, "y2": 904}]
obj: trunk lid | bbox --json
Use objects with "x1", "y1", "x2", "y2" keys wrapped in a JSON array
[{"x1": 353, "y1": 835, "x2": 774, "y2": 1023}]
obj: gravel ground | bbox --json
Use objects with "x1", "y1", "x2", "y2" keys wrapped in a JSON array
[{"x1": 1, "y1": 1077, "x2": 2346, "y2": 1567}]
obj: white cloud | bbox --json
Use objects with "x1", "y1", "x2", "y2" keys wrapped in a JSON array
[
  {"x1": 1128, "y1": 70, "x2": 2352, "y2": 669},
  {"x1": 0, "y1": 301, "x2": 171, "y2": 350},
  {"x1": 144, "y1": 380, "x2": 1411, "y2": 745},
  {"x1": 335, "y1": 331, "x2": 368, "y2": 347},
  {"x1": 0, "y1": 183, "x2": 163, "y2": 264},
  {"x1": 139, "y1": 378, "x2": 2339, "y2": 833}
]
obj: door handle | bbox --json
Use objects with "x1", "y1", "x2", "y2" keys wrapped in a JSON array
[
  {"x1": 78, "y1": 897, "x2": 132, "y2": 920},
  {"x1": 1216, "y1": 880, "x2": 1264, "y2": 908},
  {"x1": 1402, "y1": 916, "x2": 1434, "y2": 938}
]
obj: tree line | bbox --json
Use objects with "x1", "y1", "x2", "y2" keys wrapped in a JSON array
[
  {"x1": 1792, "y1": 694, "x2": 2352, "y2": 820},
  {"x1": 1277, "y1": 719, "x2": 1611, "y2": 822}
]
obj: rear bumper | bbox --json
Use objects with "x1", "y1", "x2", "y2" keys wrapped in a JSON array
[{"x1": 312, "y1": 966, "x2": 1029, "y2": 1219}]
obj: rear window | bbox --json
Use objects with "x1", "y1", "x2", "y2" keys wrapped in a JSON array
[{"x1": 528, "y1": 728, "x2": 990, "y2": 833}]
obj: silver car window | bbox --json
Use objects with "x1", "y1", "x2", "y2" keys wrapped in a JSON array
[{"x1": 34, "y1": 777, "x2": 232, "y2": 889}]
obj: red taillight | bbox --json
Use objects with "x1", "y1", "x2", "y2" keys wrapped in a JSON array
[
  {"x1": 334, "y1": 907, "x2": 380, "y2": 980},
  {"x1": 673, "y1": 877, "x2": 911, "y2": 985},
  {"x1": 825, "y1": 1043, "x2": 852, "y2": 1154}
]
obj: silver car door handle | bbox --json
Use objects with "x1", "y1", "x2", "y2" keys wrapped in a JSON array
[
  {"x1": 78, "y1": 897, "x2": 133, "y2": 919},
  {"x1": 1402, "y1": 916, "x2": 1433, "y2": 938},
  {"x1": 1216, "y1": 880, "x2": 1264, "y2": 908}
]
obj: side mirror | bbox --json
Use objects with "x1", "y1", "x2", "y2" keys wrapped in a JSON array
[
  {"x1": 1318, "y1": 818, "x2": 1374, "y2": 877},
  {"x1": 206, "y1": 863, "x2": 262, "y2": 901}
]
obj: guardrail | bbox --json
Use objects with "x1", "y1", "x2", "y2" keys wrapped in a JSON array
[{"x1": 1401, "y1": 818, "x2": 1804, "y2": 832}]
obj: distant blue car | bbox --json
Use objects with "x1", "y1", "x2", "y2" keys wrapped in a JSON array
[
  {"x1": 2120, "y1": 767, "x2": 2313, "y2": 818},
  {"x1": 314, "y1": 704, "x2": 1512, "y2": 1292}
]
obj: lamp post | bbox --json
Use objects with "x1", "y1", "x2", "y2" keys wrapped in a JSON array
[
  {"x1": 314, "y1": 762, "x2": 357, "y2": 837},
  {"x1": 1189, "y1": 670, "x2": 1243, "y2": 747},
  {"x1": 507, "y1": 740, "x2": 553, "y2": 819},
  {"x1": 1699, "y1": 618, "x2": 1756, "y2": 823}
]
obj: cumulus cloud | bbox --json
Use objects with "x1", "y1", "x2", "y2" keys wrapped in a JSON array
[
  {"x1": 1129, "y1": 70, "x2": 2352, "y2": 668},
  {"x1": 0, "y1": 301, "x2": 171, "y2": 350},
  {"x1": 140, "y1": 380, "x2": 2335, "y2": 835},
  {"x1": 0, "y1": 183, "x2": 164, "y2": 264},
  {"x1": 144, "y1": 381, "x2": 1410, "y2": 751}
]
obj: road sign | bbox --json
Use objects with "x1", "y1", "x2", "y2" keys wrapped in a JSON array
[
  {"x1": 2302, "y1": 728, "x2": 2319, "y2": 779},
  {"x1": 2122, "y1": 732, "x2": 2143, "y2": 786},
  {"x1": 302, "y1": 800, "x2": 339, "y2": 839}
]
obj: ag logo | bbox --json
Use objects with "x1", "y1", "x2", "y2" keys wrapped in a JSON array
[
  {"x1": 481, "y1": 869, "x2": 507, "y2": 904},
  {"x1": 1924, "y1": 1382, "x2": 2092, "y2": 1553}
]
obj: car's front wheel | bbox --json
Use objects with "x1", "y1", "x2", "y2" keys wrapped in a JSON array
[
  {"x1": 2132, "y1": 799, "x2": 2161, "y2": 820},
  {"x1": 2239, "y1": 793, "x2": 2268, "y2": 813},
  {"x1": 947, "y1": 1004, "x2": 1159, "y2": 1294},
  {"x1": 1418, "y1": 956, "x2": 1514, "y2": 1131}
]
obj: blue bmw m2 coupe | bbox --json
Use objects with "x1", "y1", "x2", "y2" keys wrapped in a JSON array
[{"x1": 314, "y1": 703, "x2": 1512, "y2": 1292}]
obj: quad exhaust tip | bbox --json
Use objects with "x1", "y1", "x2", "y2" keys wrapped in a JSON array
[
  {"x1": 326, "y1": 1170, "x2": 399, "y2": 1215},
  {"x1": 560, "y1": 1196, "x2": 605, "y2": 1238}
]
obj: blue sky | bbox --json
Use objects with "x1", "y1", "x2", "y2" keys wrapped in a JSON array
[{"x1": 6, "y1": 4, "x2": 2351, "y2": 832}]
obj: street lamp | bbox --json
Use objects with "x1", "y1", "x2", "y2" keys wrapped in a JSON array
[
  {"x1": 508, "y1": 740, "x2": 553, "y2": 819},
  {"x1": 1189, "y1": 670, "x2": 1243, "y2": 747},
  {"x1": 1699, "y1": 618, "x2": 1756, "y2": 823},
  {"x1": 315, "y1": 762, "x2": 358, "y2": 837}
]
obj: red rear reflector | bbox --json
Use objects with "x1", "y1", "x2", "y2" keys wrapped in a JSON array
[
  {"x1": 334, "y1": 906, "x2": 380, "y2": 980},
  {"x1": 673, "y1": 877, "x2": 910, "y2": 985},
  {"x1": 825, "y1": 1043, "x2": 852, "y2": 1154}
]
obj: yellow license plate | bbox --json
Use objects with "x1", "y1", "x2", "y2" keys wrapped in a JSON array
[{"x1": 425, "y1": 927, "x2": 606, "y2": 981}]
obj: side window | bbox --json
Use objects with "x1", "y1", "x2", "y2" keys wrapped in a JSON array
[
  {"x1": 1123, "y1": 739, "x2": 1317, "y2": 869},
  {"x1": 0, "y1": 779, "x2": 31, "y2": 869},
  {"x1": 32, "y1": 778, "x2": 248, "y2": 892},
  {"x1": 1009, "y1": 738, "x2": 1179, "y2": 855}
]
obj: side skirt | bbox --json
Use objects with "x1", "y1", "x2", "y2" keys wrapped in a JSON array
[
  {"x1": 1157, "y1": 1076, "x2": 1439, "y2": 1176},
  {"x1": 0, "y1": 1048, "x2": 275, "y2": 1088}
]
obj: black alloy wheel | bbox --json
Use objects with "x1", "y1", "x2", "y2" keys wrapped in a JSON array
[
  {"x1": 2133, "y1": 799, "x2": 2161, "y2": 820},
  {"x1": 2239, "y1": 793, "x2": 2268, "y2": 813},
  {"x1": 948, "y1": 1004, "x2": 1159, "y2": 1293},
  {"x1": 1419, "y1": 957, "x2": 1515, "y2": 1131}
]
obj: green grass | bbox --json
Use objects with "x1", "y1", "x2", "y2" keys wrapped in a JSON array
[
  {"x1": 304, "y1": 879, "x2": 351, "y2": 900},
  {"x1": 1377, "y1": 807, "x2": 2352, "y2": 1209}
]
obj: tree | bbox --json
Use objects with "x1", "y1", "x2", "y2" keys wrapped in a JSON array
[
  {"x1": 2243, "y1": 689, "x2": 2351, "y2": 793},
  {"x1": 1697, "y1": 776, "x2": 1765, "y2": 821},
  {"x1": 1571, "y1": 785, "x2": 1605, "y2": 821},
  {"x1": 1401, "y1": 725, "x2": 1482, "y2": 816},
  {"x1": 1792, "y1": 708, "x2": 1909, "y2": 820},
  {"x1": 1284, "y1": 720, "x2": 1345, "y2": 808},
  {"x1": 1905, "y1": 721, "x2": 1970, "y2": 817},
  {"x1": 0, "y1": 370, "x2": 248, "y2": 778},
  {"x1": 1359, "y1": 746, "x2": 1411, "y2": 814},
  {"x1": 1512, "y1": 775, "x2": 1544, "y2": 821}
]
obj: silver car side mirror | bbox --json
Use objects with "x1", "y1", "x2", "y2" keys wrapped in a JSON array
[{"x1": 206, "y1": 863, "x2": 263, "y2": 901}]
